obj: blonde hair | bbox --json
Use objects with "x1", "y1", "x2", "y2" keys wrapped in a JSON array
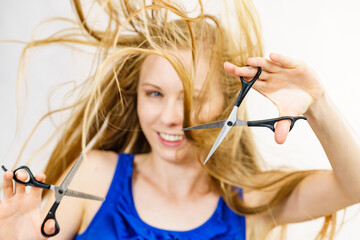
[{"x1": 11, "y1": 0, "x2": 337, "y2": 239}]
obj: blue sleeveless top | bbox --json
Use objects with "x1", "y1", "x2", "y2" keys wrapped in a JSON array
[{"x1": 75, "y1": 153, "x2": 246, "y2": 240}]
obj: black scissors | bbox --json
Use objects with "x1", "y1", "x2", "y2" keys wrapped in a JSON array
[
  {"x1": 1, "y1": 155, "x2": 105, "y2": 237},
  {"x1": 182, "y1": 66, "x2": 306, "y2": 164}
]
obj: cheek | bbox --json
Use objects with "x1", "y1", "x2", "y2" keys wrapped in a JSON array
[
  {"x1": 137, "y1": 95, "x2": 149, "y2": 128},
  {"x1": 137, "y1": 95, "x2": 161, "y2": 130}
]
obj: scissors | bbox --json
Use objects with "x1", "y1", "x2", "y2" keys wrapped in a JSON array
[
  {"x1": 1, "y1": 155, "x2": 105, "y2": 237},
  {"x1": 182, "y1": 66, "x2": 306, "y2": 164}
]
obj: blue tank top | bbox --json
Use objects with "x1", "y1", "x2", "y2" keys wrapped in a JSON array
[{"x1": 75, "y1": 153, "x2": 246, "y2": 240}]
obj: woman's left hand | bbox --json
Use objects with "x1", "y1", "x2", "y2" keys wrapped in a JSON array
[{"x1": 224, "y1": 53, "x2": 325, "y2": 144}]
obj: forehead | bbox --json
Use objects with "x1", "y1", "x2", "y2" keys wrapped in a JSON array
[{"x1": 139, "y1": 49, "x2": 211, "y2": 90}]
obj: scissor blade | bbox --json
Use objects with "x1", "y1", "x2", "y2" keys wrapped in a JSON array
[
  {"x1": 182, "y1": 120, "x2": 226, "y2": 131},
  {"x1": 65, "y1": 188, "x2": 105, "y2": 201},
  {"x1": 59, "y1": 155, "x2": 84, "y2": 190},
  {"x1": 233, "y1": 119, "x2": 247, "y2": 126},
  {"x1": 203, "y1": 106, "x2": 239, "y2": 164}
]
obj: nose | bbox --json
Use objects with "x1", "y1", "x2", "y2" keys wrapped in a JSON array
[{"x1": 160, "y1": 98, "x2": 183, "y2": 127}]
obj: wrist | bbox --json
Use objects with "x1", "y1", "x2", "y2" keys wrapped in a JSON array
[{"x1": 304, "y1": 92, "x2": 330, "y2": 120}]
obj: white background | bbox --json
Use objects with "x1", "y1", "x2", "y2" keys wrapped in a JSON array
[{"x1": 1, "y1": 0, "x2": 360, "y2": 239}]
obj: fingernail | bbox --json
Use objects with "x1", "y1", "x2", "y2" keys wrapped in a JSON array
[
  {"x1": 5, "y1": 171, "x2": 13, "y2": 178},
  {"x1": 15, "y1": 171, "x2": 23, "y2": 178},
  {"x1": 225, "y1": 62, "x2": 234, "y2": 67},
  {"x1": 271, "y1": 53, "x2": 281, "y2": 61},
  {"x1": 16, "y1": 171, "x2": 27, "y2": 180}
]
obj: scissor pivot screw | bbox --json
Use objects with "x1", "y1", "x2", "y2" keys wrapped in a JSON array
[
  {"x1": 58, "y1": 189, "x2": 63, "y2": 194},
  {"x1": 227, "y1": 121, "x2": 233, "y2": 126}
]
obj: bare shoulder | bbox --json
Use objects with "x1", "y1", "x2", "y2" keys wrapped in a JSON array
[
  {"x1": 243, "y1": 189, "x2": 278, "y2": 240},
  {"x1": 82, "y1": 150, "x2": 119, "y2": 176},
  {"x1": 41, "y1": 150, "x2": 119, "y2": 239},
  {"x1": 78, "y1": 150, "x2": 119, "y2": 198},
  {"x1": 76, "y1": 150, "x2": 119, "y2": 234},
  {"x1": 50, "y1": 150, "x2": 119, "y2": 198}
]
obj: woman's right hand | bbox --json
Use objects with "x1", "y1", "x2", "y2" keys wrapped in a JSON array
[{"x1": 0, "y1": 169, "x2": 54, "y2": 240}]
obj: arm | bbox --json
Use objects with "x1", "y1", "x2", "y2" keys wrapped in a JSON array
[
  {"x1": 225, "y1": 54, "x2": 360, "y2": 224},
  {"x1": 272, "y1": 93, "x2": 360, "y2": 224},
  {"x1": 305, "y1": 93, "x2": 360, "y2": 202}
]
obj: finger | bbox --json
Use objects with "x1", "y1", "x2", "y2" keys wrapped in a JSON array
[
  {"x1": 224, "y1": 62, "x2": 271, "y2": 80},
  {"x1": 224, "y1": 62, "x2": 239, "y2": 78},
  {"x1": 247, "y1": 57, "x2": 282, "y2": 73},
  {"x1": 14, "y1": 169, "x2": 28, "y2": 195},
  {"x1": 30, "y1": 173, "x2": 46, "y2": 198},
  {"x1": 234, "y1": 66, "x2": 271, "y2": 81},
  {"x1": 269, "y1": 53, "x2": 298, "y2": 69},
  {"x1": 3, "y1": 170, "x2": 14, "y2": 200},
  {"x1": 43, "y1": 219, "x2": 56, "y2": 236},
  {"x1": 274, "y1": 120, "x2": 291, "y2": 144}
]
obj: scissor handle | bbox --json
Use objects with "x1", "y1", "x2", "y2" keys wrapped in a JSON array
[
  {"x1": 1, "y1": 165, "x2": 51, "y2": 189},
  {"x1": 235, "y1": 66, "x2": 262, "y2": 107},
  {"x1": 247, "y1": 116, "x2": 307, "y2": 132},
  {"x1": 41, "y1": 201, "x2": 60, "y2": 237}
]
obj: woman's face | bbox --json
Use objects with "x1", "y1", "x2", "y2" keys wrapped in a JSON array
[{"x1": 137, "y1": 49, "x2": 224, "y2": 163}]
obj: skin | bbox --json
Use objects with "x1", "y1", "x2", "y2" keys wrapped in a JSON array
[
  {"x1": 1, "y1": 51, "x2": 360, "y2": 239},
  {"x1": 0, "y1": 170, "x2": 47, "y2": 240},
  {"x1": 133, "y1": 51, "x2": 223, "y2": 230}
]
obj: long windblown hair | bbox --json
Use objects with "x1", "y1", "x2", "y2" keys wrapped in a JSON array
[{"x1": 11, "y1": 0, "x2": 337, "y2": 239}]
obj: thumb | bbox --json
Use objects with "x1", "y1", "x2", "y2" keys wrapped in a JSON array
[
  {"x1": 274, "y1": 119, "x2": 291, "y2": 144},
  {"x1": 43, "y1": 219, "x2": 56, "y2": 237}
]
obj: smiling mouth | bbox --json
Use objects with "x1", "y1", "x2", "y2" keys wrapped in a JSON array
[{"x1": 159, "y1": 132, "x2": 184, "y2": 142}]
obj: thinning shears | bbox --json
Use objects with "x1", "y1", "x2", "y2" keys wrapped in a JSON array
[
  {"x1": 182, "y1": 67, "x2": 306, "y2": 164},
  {"x1": 1, "y1": 155, "x2": 105, "y2": 237}
]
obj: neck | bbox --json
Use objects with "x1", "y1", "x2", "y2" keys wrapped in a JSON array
[{"x1": 135, "y1": 152, "x2": 215, "y2": 199}]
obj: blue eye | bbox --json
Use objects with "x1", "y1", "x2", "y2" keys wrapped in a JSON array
[
  {"x1": 152, "y1": 91, "x2": 162, "y2": 97},
  {"x1": 146, "y1": 91, "x2": 162, "y2": 97}
]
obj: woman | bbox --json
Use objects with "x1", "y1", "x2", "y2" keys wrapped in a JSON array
[{"x1": 1, "y1": 0, "x2": 359, "y2": 239}]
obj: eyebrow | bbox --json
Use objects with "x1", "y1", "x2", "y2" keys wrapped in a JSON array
[
  {"x1": 140, "y1": 82, "x2": 202, "y2": 94},
  {"x1": 139, "y1": 82, "x2": 161, "y2": 89}
]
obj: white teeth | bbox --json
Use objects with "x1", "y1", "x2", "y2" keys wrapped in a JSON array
[{"x1": 159, "y1": 133, "x2": 184, "y2": 142}]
